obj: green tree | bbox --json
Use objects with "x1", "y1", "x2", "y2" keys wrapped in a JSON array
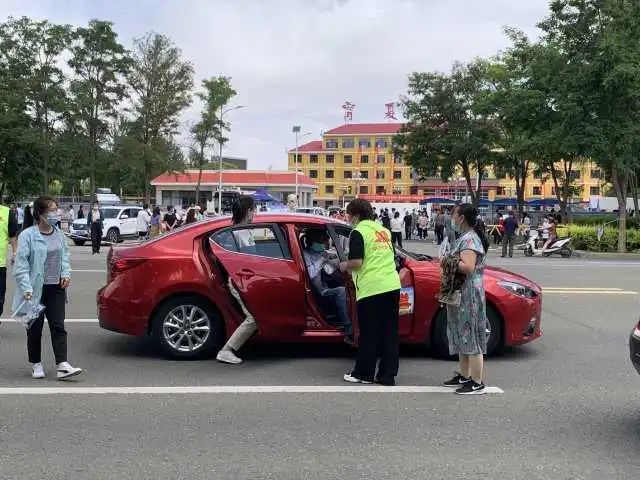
[
  {"x1": 68, "y1": 20, "x2": 132, "y2": 197},
  {"x1": 396, "y1": 60, "x2": 499, "y2": 206},
  {"x1": 539, "y1": 0, "x2": 640, "y2": 251},
  {"x1": 128, "y1": 32, "x2": 194, "y2": 203},
  {"x1": 190, "y1": 76, "x2": 236, "y2": 204}
]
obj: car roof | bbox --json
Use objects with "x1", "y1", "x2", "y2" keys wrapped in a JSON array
[{"x1": 102, "y1": 204, "x2": 141, "y2": 209}]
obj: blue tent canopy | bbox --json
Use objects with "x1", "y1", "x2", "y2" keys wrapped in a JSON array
[
  {"x1": 492, "y1": 197, "x2": 520, "y2": 206},
  {"x1": 419, "y1": 197, "x2": 457, "y2": 205},
  {"x1": 477, "y1": 199, "x2": 492, "y2": 207},
  {"x1": 528, "y1": 197, "x2": 558, "y2": 207},
  {"x1": 252, "y1": 189, "x2": 278, "y2": 202}
]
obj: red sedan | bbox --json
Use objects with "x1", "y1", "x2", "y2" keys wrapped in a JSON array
[{"x1": 98, "y1": 214, "x2": 542, "y2": 359}]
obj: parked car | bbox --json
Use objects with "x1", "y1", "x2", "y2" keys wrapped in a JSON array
[
  {"x1": 98, "y1": 214, "x2": 543, "y2": 359},
  {"x1": 630, "y1": 319, "x2": 640, "y2": 374},
  {"x1": 70, "y1": 205, "x2": 143, "y2": 246}
]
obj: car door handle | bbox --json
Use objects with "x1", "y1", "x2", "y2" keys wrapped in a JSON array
[{"x1": 237, "y1": 269, "x2": 255, "y2": 278}]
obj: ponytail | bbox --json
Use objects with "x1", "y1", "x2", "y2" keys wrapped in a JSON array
[{"x1": 456, "y1": 203, "x2": 489, "y2": 253}]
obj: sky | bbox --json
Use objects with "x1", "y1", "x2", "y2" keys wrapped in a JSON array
[{"x1": 1, "y1": 0, "x2": 550, "y2": 170}]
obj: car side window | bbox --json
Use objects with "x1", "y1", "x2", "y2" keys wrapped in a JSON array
[
  {"x1": 212, "y1": 225, "x2": 290, "y2": 260},
  {"x1": 120, "y1": 209, "x2": 131, "y2": 219},
  {"x1": 332, "y1": 227, "x2": 352, "y2": 261}
]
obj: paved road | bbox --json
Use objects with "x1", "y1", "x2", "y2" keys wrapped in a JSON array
[{"x1": 0, "y1": 240, "x2": 638, "y2": 479}]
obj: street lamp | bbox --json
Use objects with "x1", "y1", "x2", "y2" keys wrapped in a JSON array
[
  {"x1": 218, "y1": 105, "x2": 245, "y2": 214},
  {"x1": 292, "y1": 126, "x2": 311, "y2": 206}
]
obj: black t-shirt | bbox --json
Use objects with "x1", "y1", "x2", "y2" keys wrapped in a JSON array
[
  {"x1": 348, "y1": 230, "x2": 365, "y2": 261},
  {"x1": 164, "y1": 213, "x2": 177, "y2": 227}
]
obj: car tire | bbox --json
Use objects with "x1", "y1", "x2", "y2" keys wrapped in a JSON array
[
  {"x1": 152, "y1": 295, "x2": 224, "y2": 359},
  {"x1": 431, "y1": 304, "x2": 502, "y2": 358},
  {"x1": 73, "y1": 240, "x2": 86, "y2": 246},
  {"x1": 106, "y1": 228, "x2": 120, "y2": 244}
]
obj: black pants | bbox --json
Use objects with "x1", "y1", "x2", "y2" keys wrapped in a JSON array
[
  {"x1": 91, "y1": 223, "x2": 102, "y2": 253},
  {"x1": 352, "y1": 289, "x2": 400, "y2": 383},
  {"x1": 405, "y1": 225, "x2": 412, "y2": 241},
  {"x1": 27, "y1": 285, "x2": 67, "y2": 364},
  {"x1": 0, "y1": 267, "x2": 6, "y2": 317},
  {"x1": 435, "y1": 225, "x2": 444, "y2": 244},
  {"x1": 391, "y1": 232, "x2": 403, "y2": 248}
]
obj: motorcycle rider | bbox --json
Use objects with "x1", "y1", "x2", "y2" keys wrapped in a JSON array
[{"x1": 540, "y1": 217, "x2": 557, "y2": 254}]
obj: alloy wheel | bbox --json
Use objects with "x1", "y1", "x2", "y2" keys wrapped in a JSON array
[{"x1": 162, "y1": 305, "x2": 211, "y2": 353}]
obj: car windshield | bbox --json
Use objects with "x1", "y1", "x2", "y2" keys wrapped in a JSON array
[{"x1": 101, "y1": 209, "x2": 119, "y2": 219}]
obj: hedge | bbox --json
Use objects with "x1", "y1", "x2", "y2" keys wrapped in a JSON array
[{"x1": 556, "y1": 225, "x2": 640, "y2": 252}]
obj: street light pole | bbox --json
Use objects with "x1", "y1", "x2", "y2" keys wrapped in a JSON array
[
  {"x1": 291, "y1": 127, "x2": 311, "y2": 207},
  {"x1": 218, "y1": 105, "x2": 245, "y2": 214}
]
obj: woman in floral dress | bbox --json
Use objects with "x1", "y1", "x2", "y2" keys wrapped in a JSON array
[{"x1": 441, "y1": 204, "x2": 490, "y2": 395}]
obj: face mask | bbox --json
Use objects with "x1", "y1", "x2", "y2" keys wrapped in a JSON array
[
  {"x1": 311, "y1": 242, "x2": 325, "y2": 253},
  {"x1": 452, "y1": 219, "x2": 461, "y2": 233},
  {"x1": 46, "y1": 214, "x2": 61, "y2": 227}
]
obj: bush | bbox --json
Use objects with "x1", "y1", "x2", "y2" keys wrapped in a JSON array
[{"x1": 559, "y1": 225, "x2": 640, "y2": 252}]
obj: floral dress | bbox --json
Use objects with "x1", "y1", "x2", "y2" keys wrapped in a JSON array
[{"x1": 445, "y1": 230, "x2": 488, "y2": 355}]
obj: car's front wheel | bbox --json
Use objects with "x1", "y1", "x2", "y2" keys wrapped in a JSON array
[
  {"x1": 106, "y1": 228, "x2": 120, "y2": 244},
  {"x1": 152, "y1": 295, "x2": 224, "y2": 359},
  {"x1": 431, "y1": 304, "x2": 502, "y2": 358},
  {"x1": 73, "y1": 240, "x2": 86, "y2": 246}
]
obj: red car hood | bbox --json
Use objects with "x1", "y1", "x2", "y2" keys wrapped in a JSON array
[{"x1": 483, "y1": 266, "x2": 541, "y2": 292}]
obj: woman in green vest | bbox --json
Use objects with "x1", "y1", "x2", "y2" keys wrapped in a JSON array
[{"x1": 339, "y1": 199, "x2": 401, "y2": 386}]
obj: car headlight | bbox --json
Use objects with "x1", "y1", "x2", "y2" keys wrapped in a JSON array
[{"x1": 498, "y1": 280, "x2": 537, "y2": 299}]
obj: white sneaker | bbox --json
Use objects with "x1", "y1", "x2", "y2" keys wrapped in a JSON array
[
  {"x1": 343, "y1": 373, "x2": 373, "y2": 384},
  {"x1": 31, "y1": 363, "x2": 46, "y2": 379},
  {"x1": 56, "y1": 362, "x2": 83, "y2": 380},
  {"x1": 216, "y1": 349, "x2": 243, "y2": 365}
]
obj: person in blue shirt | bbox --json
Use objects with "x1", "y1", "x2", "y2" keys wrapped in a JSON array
[{"x1": 501, "y1": 210, "x2": 519, "y2": 258}]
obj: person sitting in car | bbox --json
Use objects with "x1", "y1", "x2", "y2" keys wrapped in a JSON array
[{"x1": 302, "y1": 229, "x2": 354, "y2": 345}]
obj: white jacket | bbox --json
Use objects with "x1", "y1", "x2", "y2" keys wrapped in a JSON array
[{"x1": 136, "y1": 209, "x2": 151, "y2": 232}]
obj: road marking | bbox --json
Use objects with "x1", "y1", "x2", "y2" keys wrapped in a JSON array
[
  {"x1": 0, "y1": 385, "x2": 504, "y2": 395},
  {"x1": 1, "y1": 318, "x2": 98, "y2": 323},
  {"x1": 542, "y1": 287, "x2": 638, "y2": 295}
]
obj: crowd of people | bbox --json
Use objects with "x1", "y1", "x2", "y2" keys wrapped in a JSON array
[{"x1": 1, "y1": 195, "x2": 492, "y2": 394}]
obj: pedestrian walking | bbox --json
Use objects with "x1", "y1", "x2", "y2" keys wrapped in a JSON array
[
  {"x1": 184, "y1": 208, "x2": 197, "y2": 225},
  {"x1": 403, "y1": 211, "x2": 413, "y2": 241},
  {"x1": 137, "y1": 203, "x2": 152, "y2": 240},
  {"x1": 149, "y1": 207, "x2": 161, "y2": 239},
  {"x1": 77, "y1": 205, "x2": 85, "y2": 220},
  {"x1": 435, "y1": 209, "x2": 445, "y2": 244},
  {"x1": 16, "y1": 203, "x2": 24, "y2": 231},
  {"x1": 216, "y1": 195, "x2": 258, "y2": 365},
  {"x1": 390, "y1": 211, "x2": 404, "y2": 248},
  {"x1": 442, "y1": 203, "x2": 490, "y2": 395},
  {"x1": 501, "y1": 210, "x2": 518, "y2": 258},
  {"x1": 0, "y1": 203, "x2": 19, "y2": 318},
  {"x1": 163, "y1": 205, "x2": 178, "y2": 233},
  {"x1": 87, "y1": 201, "x2": 103, "y2": 254},
  {"x1": 12, "y1": 196, "x2": 83, "y2": 380},
  {"x1": 23, "y1": 203, "x2": 34, "y2": 229},
  {"x1": 418, "y1": 211, "x2": 429, "y2": 240},
  {"x1": 340, "y1": 199, "x2": 401, "y2": 386}
]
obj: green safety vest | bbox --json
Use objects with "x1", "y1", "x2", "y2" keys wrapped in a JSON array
[
  {"x1": 351, "y1": 220, "x2": 401, "y2": 301},
  {"x1": 0, "y1": 205, "x2": 9, "y2": 268}
]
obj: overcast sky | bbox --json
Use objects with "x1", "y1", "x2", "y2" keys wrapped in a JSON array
[{"x1": 1, "y1": 0, "x2": 549, "y2": 170}]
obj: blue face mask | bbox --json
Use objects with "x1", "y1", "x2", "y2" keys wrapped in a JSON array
[
  {"x1": 311, "y1": 242, "x2": 325, "y2": 253},
  {"x1": 452, "y1": 220, "x2": 461, "y2": 233},
  {"x1": 46, "y1": 214, "x2": 61, "y2": 227}
]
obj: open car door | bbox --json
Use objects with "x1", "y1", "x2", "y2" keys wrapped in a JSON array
[{"x1": 208, "y1": 223, "x2": 308, "y2": 339}]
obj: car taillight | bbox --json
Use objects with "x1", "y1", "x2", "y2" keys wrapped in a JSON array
[{"x1": 110, "y1": 258, "x2": 147, "y2": 281}]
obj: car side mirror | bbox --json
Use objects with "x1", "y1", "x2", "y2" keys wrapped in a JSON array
[{"x1": 120, "y1": 214, "x2": 129, "y2": 220}]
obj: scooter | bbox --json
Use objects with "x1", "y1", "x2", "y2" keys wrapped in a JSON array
[{"x1": 520, "y1": 229, "x2": 573, "y2": 257}]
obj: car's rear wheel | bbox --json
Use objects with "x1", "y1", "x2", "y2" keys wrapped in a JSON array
[
  {"x1": 431, "y1": 304, "x2": 502, "y2": 358},
  {"x1": 73, "y1": 240, "x2": 86, "y2": 246},
  {"x1": 152, "y1": 295, "x2": 224, "y2": 359},
  {"x1": 106, "y1": 228, "x2": 120, "y2": 244}
]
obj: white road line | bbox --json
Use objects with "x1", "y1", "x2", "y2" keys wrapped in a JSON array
[
  {"x1": 0, "y1": 385, "x2": 504, "y2": 395},
  {"x1": 1, "y1": 318, "x2": 98, "y2": 323}
]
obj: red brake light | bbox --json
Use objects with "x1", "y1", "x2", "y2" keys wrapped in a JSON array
[{"x1": 110, "y1": 258, "x2": 147, "y2": 280}]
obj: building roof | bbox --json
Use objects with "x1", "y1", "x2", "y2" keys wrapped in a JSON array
[
  {"x1": 289, "y1": 140, "x2": 323, "y2": 153},
  {"x1": 151, "y1": 170, "x2": 316, "y2": 187},
  {"x1": 324, "y1": 123, "x2": 404, "y2": 135}
]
